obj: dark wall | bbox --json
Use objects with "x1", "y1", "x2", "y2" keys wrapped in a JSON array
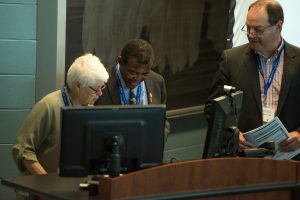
[{"x1": 66, "y1": 0, "x2": 232, "y2": 110}]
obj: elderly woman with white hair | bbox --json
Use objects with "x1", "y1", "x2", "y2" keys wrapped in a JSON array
[{"x1": 12, "y1": 53, "x2": 109, "y2": 176}]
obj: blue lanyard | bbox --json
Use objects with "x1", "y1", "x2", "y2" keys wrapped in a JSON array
[
  {"x1": 61, "y1": 86, "x2": 69, "y2": 106},
  {"x1": 256, "y1": 44, "x2": 284, "y2": 96},
  {"x1": 116, "y1": 67, "x2": 142, "y2": 105},
  {"x1": 135, "y1": 86, "x2": 142, "y2": 104}
]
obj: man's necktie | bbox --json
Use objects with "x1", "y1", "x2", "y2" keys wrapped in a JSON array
[{"x1": 129, "y1": 88, "x2": 137, "y2": 104}]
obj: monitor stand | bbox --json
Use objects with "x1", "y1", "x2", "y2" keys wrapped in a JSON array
[
  {"x1": 223, "y1": 87, "x2": 240, "y2": 157},
  {"x1": 108, "y1": 135, "x2": 122, "y2": 177},
  {"x1": 79, "y1": 135, "x2": 123, "y2": 196},
  {"x1": 223, "y1": 126, "x2": 240, "y2": 157}
]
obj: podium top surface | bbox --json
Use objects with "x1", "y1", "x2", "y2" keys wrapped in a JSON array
[{"x1": 1, "y1": 173, "x2": 97, "y2": 200}]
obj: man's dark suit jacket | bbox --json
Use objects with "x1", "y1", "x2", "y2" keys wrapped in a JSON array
[
  {"x1": 95, "y1": 66, "x2": 167, "y2": 105},
  {"x1": 95, "y1": 66, "x2": 170, "y2": 139},
  {"x1": 205, "y1": 41, "x2": 300, "y2": 133}
]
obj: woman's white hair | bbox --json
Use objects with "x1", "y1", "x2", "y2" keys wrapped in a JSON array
[{"x1": 67, "y1": 53, "x2": 109, "y2": 88}]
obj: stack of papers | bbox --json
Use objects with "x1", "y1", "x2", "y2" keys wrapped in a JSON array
[{"x1": 243, "y1": 117, "x2": 300, "y2": 160}]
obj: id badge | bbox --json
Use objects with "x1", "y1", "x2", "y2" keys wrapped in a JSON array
[{"x1": 262, "y1": 106, "x2": 275, "y2": 123}]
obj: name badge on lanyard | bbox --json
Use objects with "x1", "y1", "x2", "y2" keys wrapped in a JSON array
[
  {"x1": 256, "y1": 42, "x2": 284, "y2": 123},
  {"x1": 262, "y1": 106, "x2": 275, "y2": 123}
]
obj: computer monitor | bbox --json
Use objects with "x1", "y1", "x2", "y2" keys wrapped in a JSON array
[
  {"x1": 202, "y1": 90, "x2": 243, "y2": 158},
  {"x1": 59, "y1": 105, "x2": 166, "y2": 177}
]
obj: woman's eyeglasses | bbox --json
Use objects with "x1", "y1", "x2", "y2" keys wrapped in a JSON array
[{"x1": 88, "y1": 85, "x2": 106, "y2": 94}]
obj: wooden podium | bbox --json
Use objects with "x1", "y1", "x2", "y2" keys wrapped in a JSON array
[
  {"x1": 2, "y1": 158, "x2": 300, "y2": 200},
  {"x1": 97, "y1": 157, "x2": 300, "y2": 200}
]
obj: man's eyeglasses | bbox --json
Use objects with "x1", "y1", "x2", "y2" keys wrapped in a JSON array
[
  {"x1": 88, "y1": 85, "x2": 106, "y2": 94},
  {"x1": 241, "y1": 24, "x2": 275, "y2": 36}
]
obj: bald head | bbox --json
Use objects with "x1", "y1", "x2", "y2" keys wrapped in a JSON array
[{"x1": 249, "y1": 0, "x2": 284, "y2": 25}]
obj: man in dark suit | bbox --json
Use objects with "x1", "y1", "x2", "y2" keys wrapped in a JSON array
[
  {"x1": 205, "y1": 0, "x2": 300, "y2": 153},
  {"x1": 95, "y1": 38, "x2": 169, "y2": 138}
]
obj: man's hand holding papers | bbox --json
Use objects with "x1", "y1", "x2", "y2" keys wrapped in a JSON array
[
  {"x1": 242, "y1": 117, "x2": 300, "y2": 160},
  {"x1": 279, "y1": 131, "x2": 300, "y2": 152}
]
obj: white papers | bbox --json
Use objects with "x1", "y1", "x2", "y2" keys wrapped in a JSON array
[{"x1": 243, "y1": 117, "x2": 300, "y2": 160}]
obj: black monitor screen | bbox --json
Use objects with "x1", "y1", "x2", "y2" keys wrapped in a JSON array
[
  {"x1": 203, "y1": 91, "x2": 243, "y2": 158},
  {"x1": 59, "y1": 105, "x2": 166, "y2": 177}
]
